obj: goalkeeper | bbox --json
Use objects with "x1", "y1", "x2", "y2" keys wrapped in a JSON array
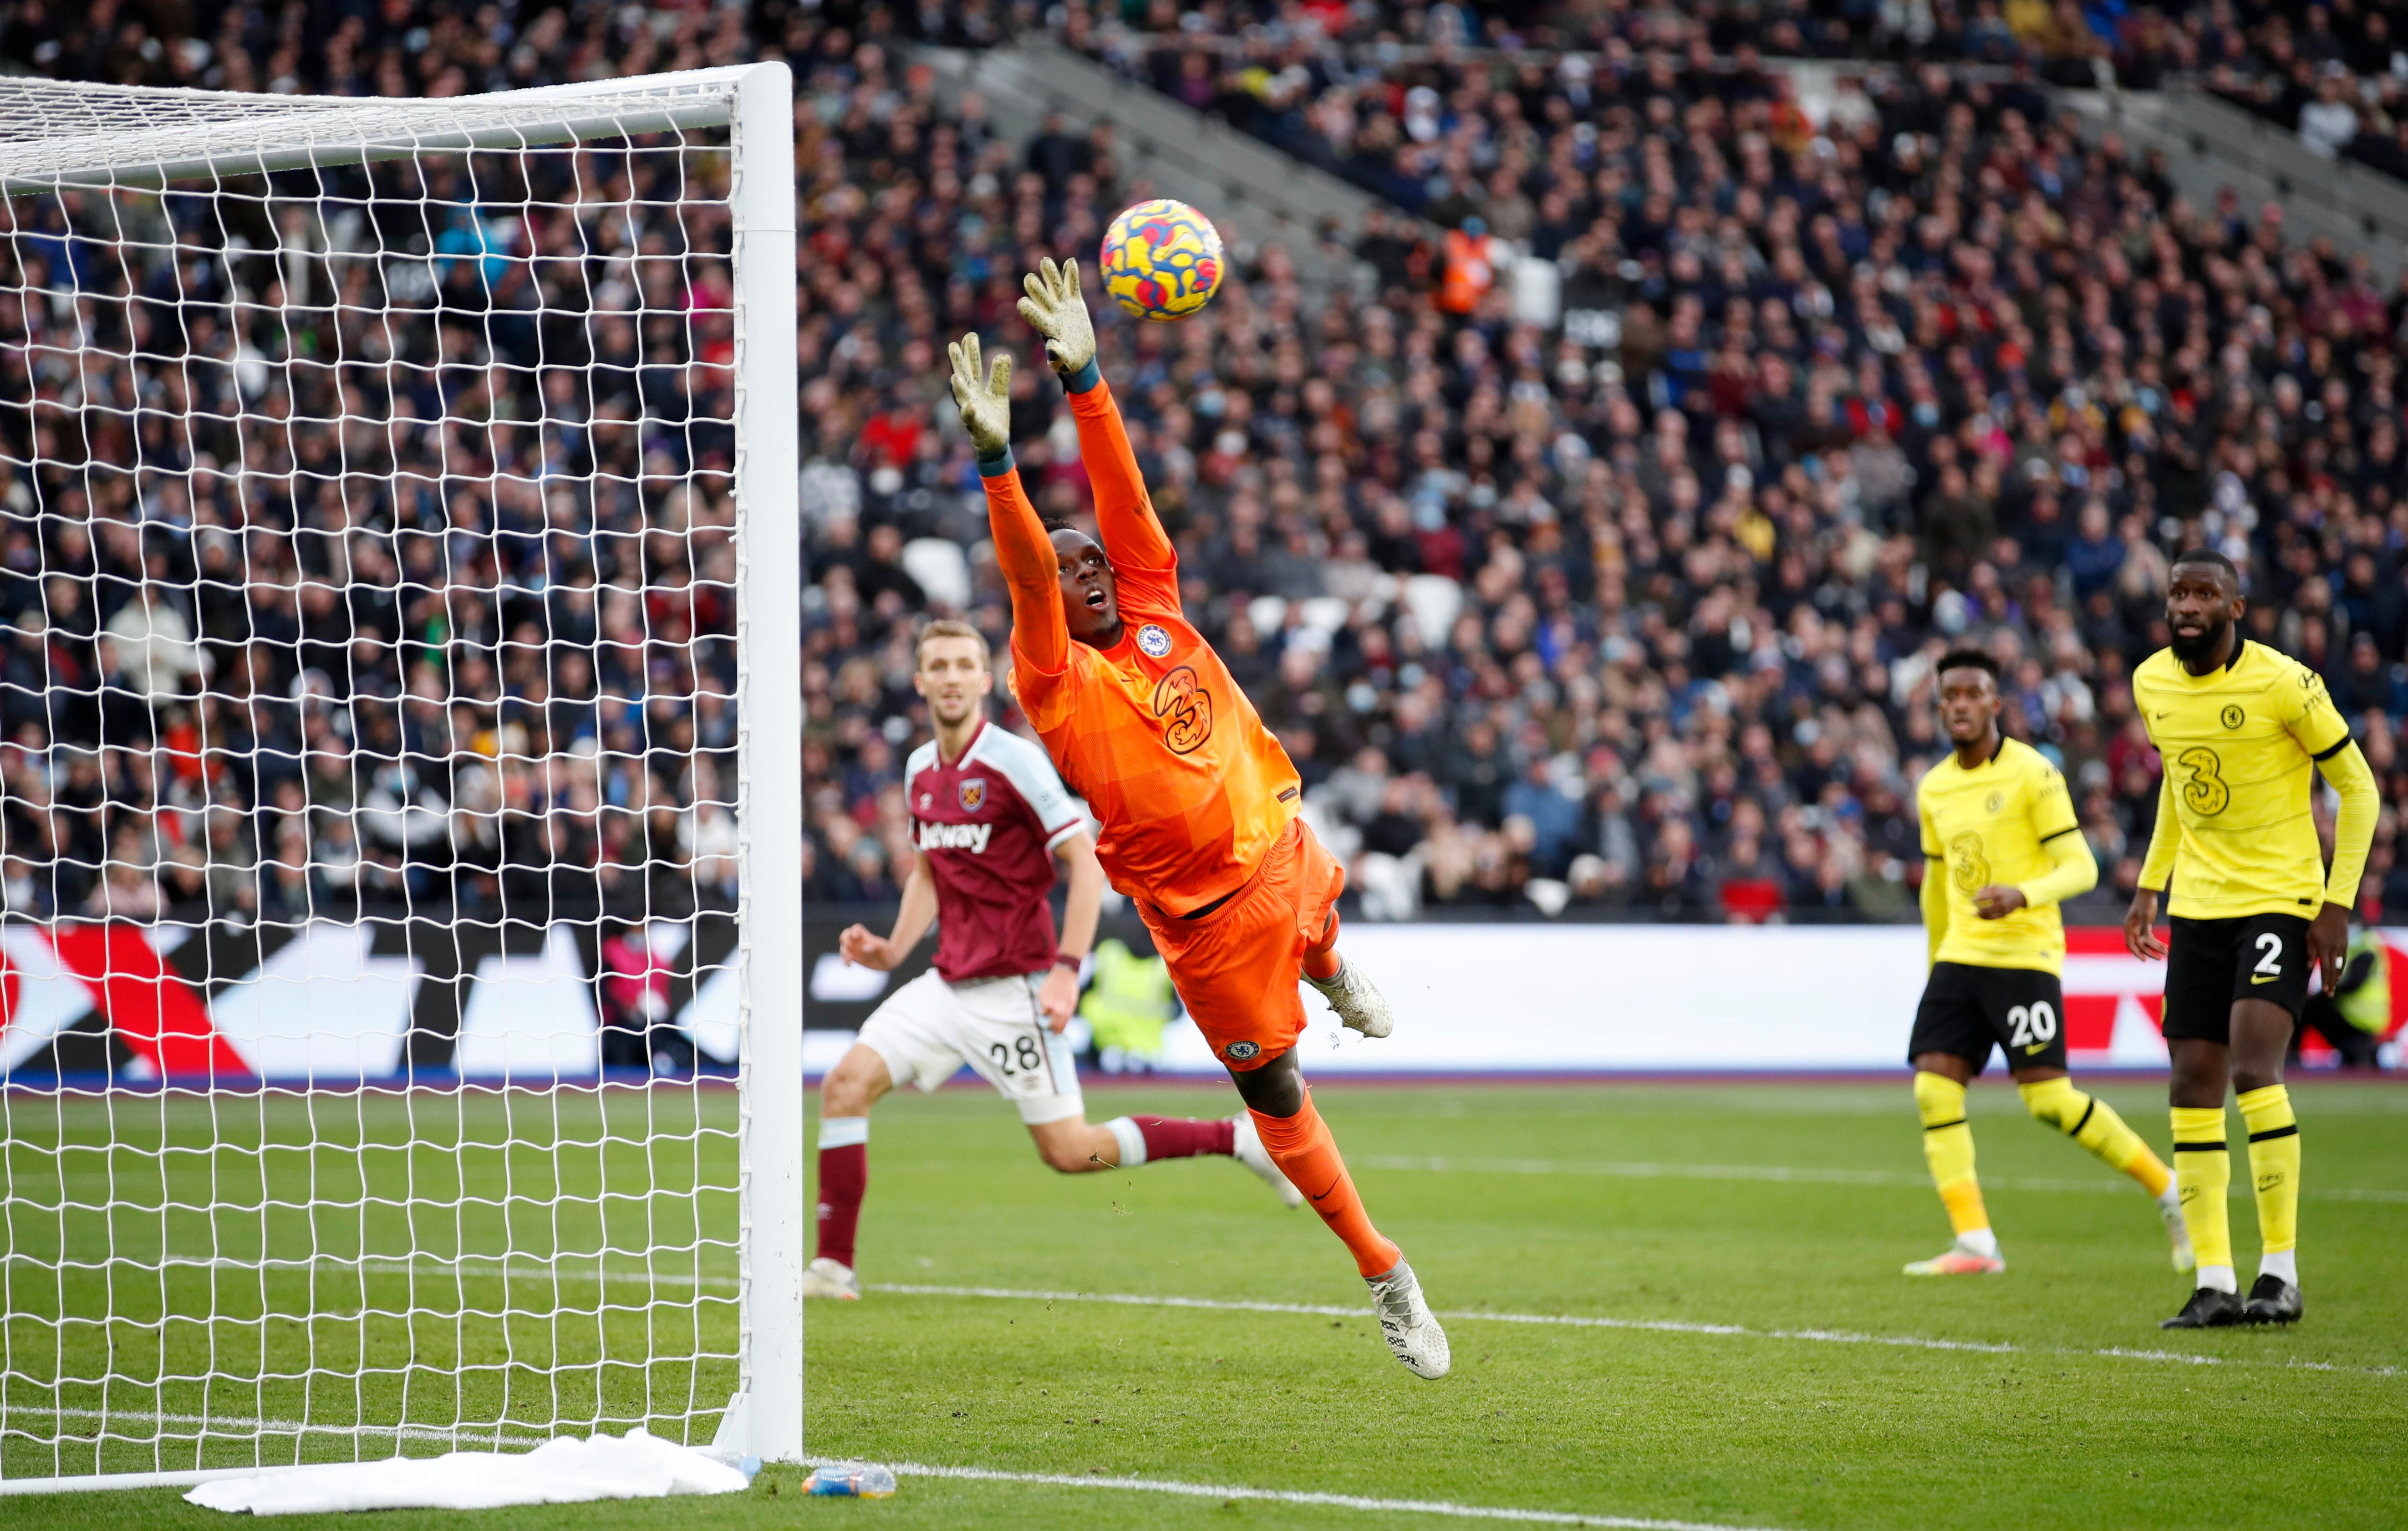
[{"x1": 946, "y1": 258, "x2": 1449, "y2": 1380}]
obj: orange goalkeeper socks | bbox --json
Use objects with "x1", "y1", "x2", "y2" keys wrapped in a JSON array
[{"x1": 1249, "y1": 1090, "x2": 1401, "y2": 1278}]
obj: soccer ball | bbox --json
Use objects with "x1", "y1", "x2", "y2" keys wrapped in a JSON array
[{"x1": 1099, "y1": 199, "x2": 1224, "y2": 321}]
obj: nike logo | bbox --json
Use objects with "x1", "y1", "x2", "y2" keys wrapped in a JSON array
[
  {"x1": 2023, "y1": 1043, "x2": 2047, "y2": 1054},
  {"x1": 2251, "y1": 974, "x2": 2280, "y2": 985}
]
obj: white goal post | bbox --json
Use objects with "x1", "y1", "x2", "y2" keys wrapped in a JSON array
[{"x1": 0, "y1": 63, "x2": 801, "y2": 1490}]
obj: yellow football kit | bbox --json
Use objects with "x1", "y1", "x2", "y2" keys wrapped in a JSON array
[
  {"x1": 2133, "y1": 638, "x2": 2363, "y2": 919},
  {"x1": 1916, "y1": 737, "x2": 2087, "y2": 976},
  {"x1": 1905, "y1": 735, "x2": 2170, "y2": 1267},
  {"x1": 2134, "y1": 636, "x2": 2381, "y2": 1302}
]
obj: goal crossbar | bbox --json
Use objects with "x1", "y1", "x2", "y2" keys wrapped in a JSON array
[{"x1": 0, "y1": 69, "x2": 770, "y2": 195}]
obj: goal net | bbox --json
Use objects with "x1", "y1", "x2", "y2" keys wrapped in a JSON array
[{"x1": 0, "y1": 65, "x2": 803, "y2": 1491}]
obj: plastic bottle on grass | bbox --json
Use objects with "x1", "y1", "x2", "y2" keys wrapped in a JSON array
[{"x1": 807, "y1": 1463, "x2": 897, "y2": 1498}]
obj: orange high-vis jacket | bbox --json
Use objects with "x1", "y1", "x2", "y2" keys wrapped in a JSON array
[
  {"x1": 981, "y1": 377, "x2": 1301, "y2": 915},
  {"x1": 1438, "y1": 228, "x2": 1500, "y2": 315}
]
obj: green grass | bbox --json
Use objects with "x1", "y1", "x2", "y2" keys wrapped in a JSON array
[{"x1": 2, "y1": 1078, "x2": 2403, "y2": 1529}]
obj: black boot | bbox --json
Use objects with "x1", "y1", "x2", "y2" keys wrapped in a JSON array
[
  {"x1": 2159, "y1": 1286, "x2": 2246, "y2": 1329},
  {"x1": 2240, "y1": 1274, "x2": 2302, "y2": 1325}
]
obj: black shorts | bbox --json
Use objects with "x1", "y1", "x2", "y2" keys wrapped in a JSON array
[
  {"x1": 1909, "y1": 962, "x2": 2068, "y2": 1074},
  {"x1": 2163, "y1": 914, "x2": 2312, "y2": 1041}
]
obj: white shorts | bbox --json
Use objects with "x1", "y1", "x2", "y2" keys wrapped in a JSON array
[{"x1": 857, "y1": 969, "x2": 1084, "y2": 1125}]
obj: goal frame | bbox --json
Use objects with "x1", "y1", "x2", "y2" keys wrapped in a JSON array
[{"x1": 0, "y1": 61, "x2": 804, "y2": 1491}]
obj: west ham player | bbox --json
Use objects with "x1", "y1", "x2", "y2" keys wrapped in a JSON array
[
  {"x1": 945, "y1": 259, "x2": 1450, "y2": 1379},
  {"x1": 1904, "y1": 650, "x2": 2189, "y2": 1276},
  {"x1": 803, "y1": 620, "x2": 1302, "y2": 1303},
  {"x1": 2125, "y1": 550, "x2": 2379, "y2": 1328}
]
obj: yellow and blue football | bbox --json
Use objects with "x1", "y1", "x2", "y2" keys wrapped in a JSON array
[{"x1": 1099, "y1": 199, "x2": 1224, "y2": 321}]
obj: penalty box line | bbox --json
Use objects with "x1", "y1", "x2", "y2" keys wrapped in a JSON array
[
  {"x1": 866, "y1": 1283, "x2": 2396, "y2": 1377},
  {"x1": 805, "y1": 1454, "x2": 1793, "y2": 1531}
]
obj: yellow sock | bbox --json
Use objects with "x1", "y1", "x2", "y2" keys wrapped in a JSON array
[
  {"x1": 1915, "y1": 1072, "x2": 1988, "y2": 1238},
  {"x1": 2170, "y1": 1105, "x2": 2233, "y2": 1279},
  {"x1": 2019, "y1": 1077, "x2": 2173, "y2": 1197},
  {"x1": 2238, "y1": 1084, "x2": 2300, "y2": 1257}
]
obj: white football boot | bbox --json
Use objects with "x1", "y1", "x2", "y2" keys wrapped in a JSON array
[
  {"x1": 1229, "y1": 1114, "x2": 1305, "y2": 1208},
  {"x1": 1366, "y1": 1261, "x2": 1450, "y2": 1379},
  {"x1": 1306, "y1": 958, "x2": 1394, "y2": 1039},
  {"x1": 802, "y1": 1257, "x2": 860, "y2": 1300}
]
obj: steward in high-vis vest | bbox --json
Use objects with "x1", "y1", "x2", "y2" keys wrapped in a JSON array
[
  {"x1": 1438, "y1": 217, "x2": 1502, "y2": 316},
  {"x1": 2292, "y1": 924, "x2": 2390, "y2": 1070},
  {"x1": 1079, "y1": 938, "x2": 1179, "y2": 1068}
]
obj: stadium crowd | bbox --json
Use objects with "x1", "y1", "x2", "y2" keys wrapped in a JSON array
[
  {"x1": 809, "y1": 27, "x2": 2408, "y2": 925},
  {"x1": 0, "y1": 3, "x2": 767, "y2": 927},
  {"x1": 2, "y1": 3, "x2": 2407, "y2": 933},
  {"x1": 1062, "y1": 2, "x2": 2408, "y2": 195}
]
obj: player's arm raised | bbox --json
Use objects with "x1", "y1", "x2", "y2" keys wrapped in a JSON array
[
  {"x1": 1018, "y1": 258, "x2": 1179, "y2": 591},
  {"x1": 951, "y1": 334, "x2": 1070, "y2": 685},
  {"x1": 1037, "y1": 830, "x2": 1106, "y2": 1032},
  {"x1": 839, "y1": 851, "x2": 937, "y2": 972}
]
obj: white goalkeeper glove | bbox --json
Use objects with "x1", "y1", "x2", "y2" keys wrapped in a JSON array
[
  {"x1": 947, "y1": 332, "x2": 1012, "y2": 459},
  {"x1": 1016, "y1": 255, "x2": 1096, "y2": 380}
]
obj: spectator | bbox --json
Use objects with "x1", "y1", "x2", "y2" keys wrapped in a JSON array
[{"x1": 2300, "y1": 61, "x2": 2364, "y2": 158}]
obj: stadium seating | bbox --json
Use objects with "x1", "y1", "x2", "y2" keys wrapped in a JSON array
[{"x1": 4, "y1": 5, "x2": 2408, "y2": 933}]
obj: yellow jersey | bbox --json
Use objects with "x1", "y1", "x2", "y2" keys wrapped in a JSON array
[
  {"x1": 2133, "y1": 639, "x2": 2352, "y2": 920},
  {"x1": 1917, "y1": 737, "x2": 2082, "y2": 975}
]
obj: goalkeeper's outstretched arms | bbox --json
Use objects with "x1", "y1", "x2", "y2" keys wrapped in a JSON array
[
  {"x1": 1018, "y1": 257, "x2": 1178, "y2": 604},
  {"x1": 949, "y1": 334, "x2": 1068, "y2": 689}
]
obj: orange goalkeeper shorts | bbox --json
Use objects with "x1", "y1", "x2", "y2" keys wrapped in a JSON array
[{"x1": 1137, "y1": 818, "x2": 1343, "y2": 1072}]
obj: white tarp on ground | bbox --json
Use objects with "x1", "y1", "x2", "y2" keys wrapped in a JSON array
[{"x1": 185, "y1": 1428, "x2": 746, "y2": 1515}]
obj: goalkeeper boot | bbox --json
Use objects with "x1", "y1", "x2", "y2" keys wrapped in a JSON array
[
  {"x1": 2160, "y1": 1286, "x2": 2246, "y2": 1329},
  {"x1": 2156, "y1": 1185, "x2": 2197, "y2": 1274},
  {"x1": 2240, "y1": 1274, "x2": 2302, "y2": 1326},
  {"x1": 1366, "y1": 1261, "x2": 1450, "y2": 1380},
  {"x1": 1230, "y1": 1114, "x2": 1304, "y2": 1208},
  {"x1": 1306, "y1": 958, "x2": 1394, "y2": 1039},
  {"x1": 802, "y1": 1257, "x2": 860, "y2": 1301},
  {"x1": 1903, "y1": 1239, "x2": 2006, "y2": 1276}
]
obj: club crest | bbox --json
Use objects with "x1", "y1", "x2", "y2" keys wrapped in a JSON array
[
  {"x1": 1224, "y1": 1039, "x2": 1260, "y2": 1061},
  {"x1": 957, "y1": 777, "x2": 987, "y2": 812},
  {"x1": 1137, "y1": 623, "x2": 1172, "y2": 658}
]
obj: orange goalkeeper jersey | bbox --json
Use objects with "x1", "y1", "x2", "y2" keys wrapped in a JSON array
[{"x1": 982, "y1": 378, "x2": 1300, "y2": 916}]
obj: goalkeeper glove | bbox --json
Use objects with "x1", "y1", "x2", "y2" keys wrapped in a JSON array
[
  {"x1": 1016, "y1": 255, "x2": 1096, "y2": 379},
  {"x1": 947, "y1": 332, "x2": 1012, "y2": 459}
]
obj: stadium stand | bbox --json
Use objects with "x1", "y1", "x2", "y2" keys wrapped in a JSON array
[{"x1": 5, "y1": 5, "x2": 2408, "y2": 930}]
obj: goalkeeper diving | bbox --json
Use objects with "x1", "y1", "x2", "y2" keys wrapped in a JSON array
[{"x1": 946, "y1": 258, "x2": 1449, "y2": 1379}]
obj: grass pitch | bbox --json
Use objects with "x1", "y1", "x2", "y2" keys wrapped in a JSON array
[{"x1": 4, "y1": 1077, "x2": 2403, "y2": 1530}]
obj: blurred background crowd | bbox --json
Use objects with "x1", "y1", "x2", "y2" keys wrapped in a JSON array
[{"x1": 3, "y1": 1, "x2": 2407, "y2": 932}]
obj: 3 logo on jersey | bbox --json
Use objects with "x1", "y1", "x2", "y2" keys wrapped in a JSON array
[
  {"x1": 2174, "y1": 745, "x2": 2230, "y2": 815},
  {"x1": 1152, "y1": 665, "x2": 1214, "y2": 754}
]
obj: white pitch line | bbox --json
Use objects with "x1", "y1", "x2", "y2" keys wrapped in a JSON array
[
  {"x1": 805, "y1": 1455, "x2": 1794, "y2": 1531},
  {"x1": 7, "y1": 1405, "x2": 553, "y2": 1450},
  {"x1": 865, "y1": 1283, "x2": 2394, "y2": 1377},
  {"x1": 1357, "y1": 1155, "x2": 2408, "y2": 1204}
]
